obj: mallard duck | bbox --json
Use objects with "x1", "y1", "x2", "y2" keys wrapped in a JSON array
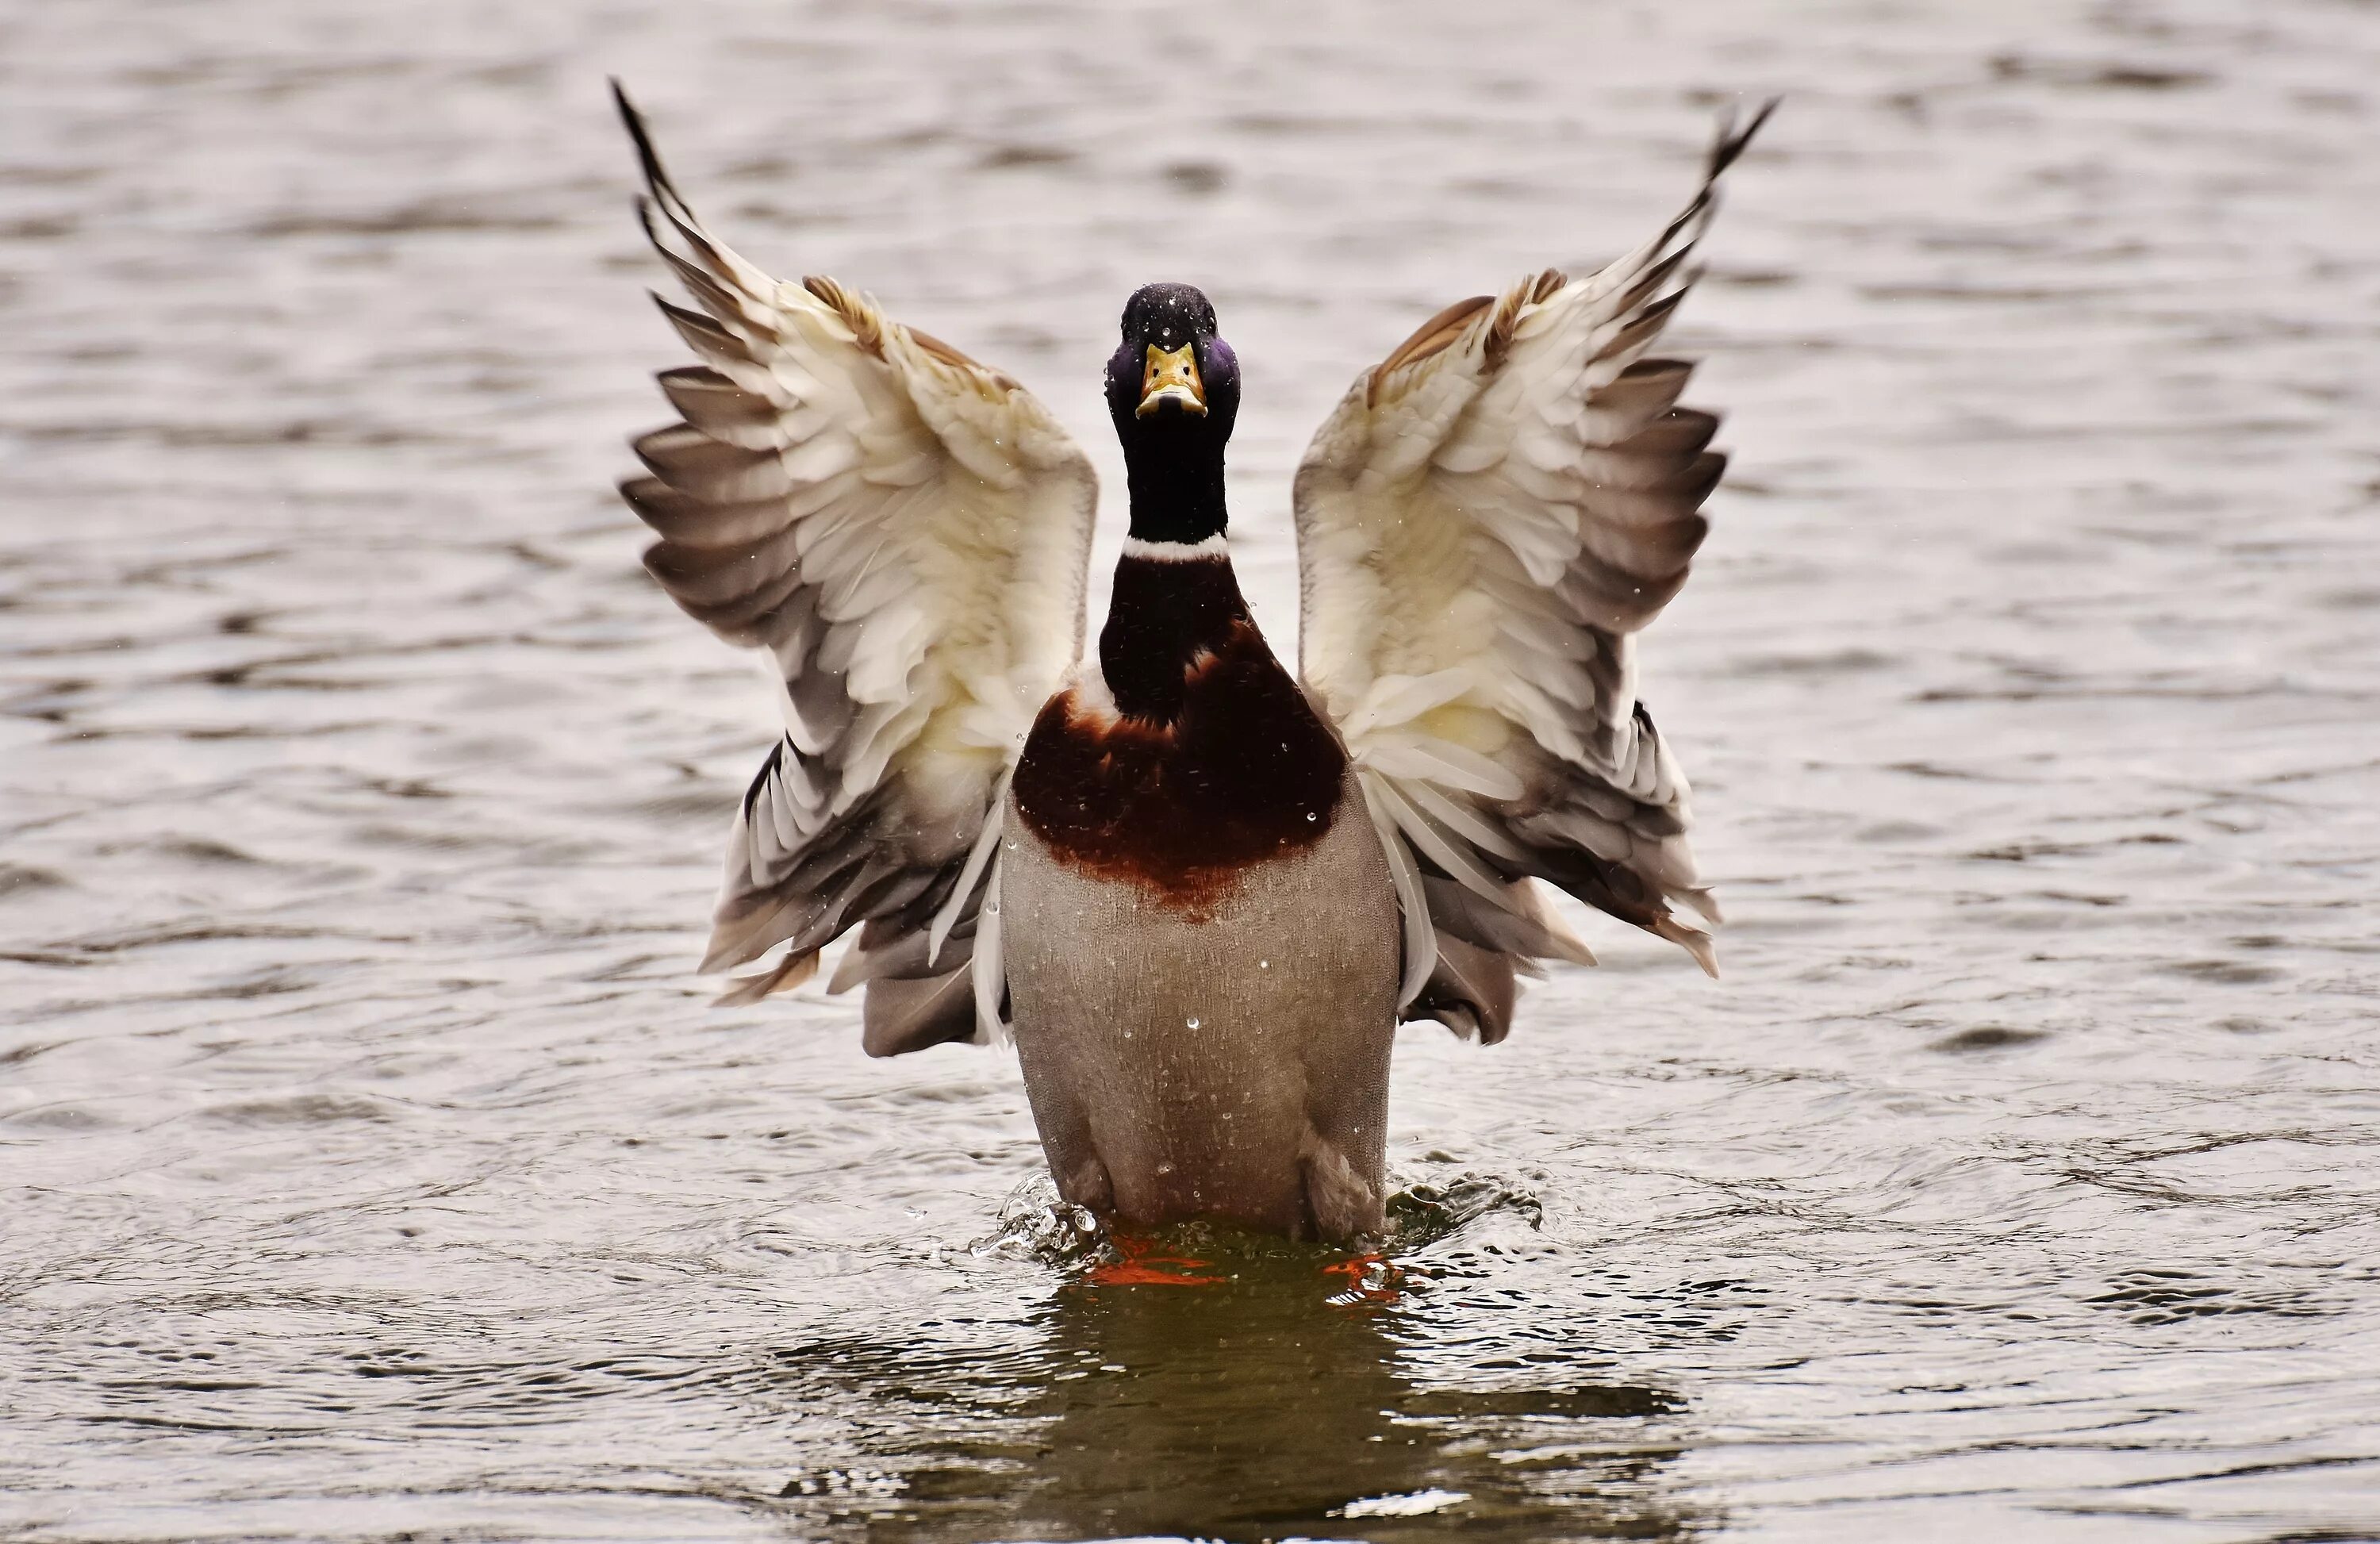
[{"x1": 613, "y1": 85, "x2": 1767, "y2": 1242}]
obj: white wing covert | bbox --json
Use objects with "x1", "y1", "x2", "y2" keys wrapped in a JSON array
[
  {"x1": 614, "y1": 87, "x2": 1096, "y2": 1054},
  {"x1": 1294, "y1": 106, "x2": 1772, "y2": 1042}
]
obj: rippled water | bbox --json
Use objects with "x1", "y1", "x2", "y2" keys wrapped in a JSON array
[{"x1": 6, "y1": 1, "x2": 2380, "y2": 1539}]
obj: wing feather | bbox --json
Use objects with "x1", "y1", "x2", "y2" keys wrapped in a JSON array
[
  {"x1": 612, "y1": 83, "x2": 1096, "y2": 1050},
  {"x1": 1295, "y1": 103, "x2": 1772, "y2": 1035}
]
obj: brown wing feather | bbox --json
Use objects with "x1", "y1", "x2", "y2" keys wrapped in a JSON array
[
  {"x1": 1297, "y1": 102, "x2": 1775, "y2": 1031},
  {"x1": 1368, "y1": 295, "x2": 1491, "y2": 406},
  {"x1": 611, "y1": 83, "x2": 1095, "y2": 1047}
]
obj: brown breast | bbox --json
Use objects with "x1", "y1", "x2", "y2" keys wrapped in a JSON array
[{"x1": 1013, "y1": 559, "x2": 1347, "y2": 907}]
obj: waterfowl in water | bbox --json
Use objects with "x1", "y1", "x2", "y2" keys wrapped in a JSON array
[{"x1": 613, "y1": 85, "x2": 1768, "y2": 1242}]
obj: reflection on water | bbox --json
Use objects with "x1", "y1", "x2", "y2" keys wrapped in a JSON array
[{"x1": 785, "y1": 1227, "x2": 1694, "y2": 1543}]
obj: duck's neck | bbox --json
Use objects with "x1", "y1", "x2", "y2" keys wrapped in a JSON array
[
  {"x1": 1100, "y1": 434, "x2": 1244, "y2": 721},
  {"x1": 1099, "y1": 534, "x2": 1250, "y2": 724},
  {"x1": 1122, "y1": 434, "x2": 1227, "y2": 547}
]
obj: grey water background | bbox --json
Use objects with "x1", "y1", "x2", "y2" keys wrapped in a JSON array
[{"x1": 4, "y1": 0, "x2": 2378, "y2": 1538}]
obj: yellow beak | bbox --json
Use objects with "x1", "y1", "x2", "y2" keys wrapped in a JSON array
[{"x1": 1136, "y1": 342, "x2": 1207, "y2": 418}]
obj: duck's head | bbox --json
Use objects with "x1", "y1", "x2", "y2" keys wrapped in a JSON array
[
  {"x1": 1104, "y1": 282, "x2": 1240, "y2": 449},
  {"x1": 1105, "y1": 283, "x2": 1238, "y2": 543}
]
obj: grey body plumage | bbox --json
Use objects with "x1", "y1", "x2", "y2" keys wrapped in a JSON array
[{"x1": 1003, "y1": 767, "x2": 1401, "y2": 1240}]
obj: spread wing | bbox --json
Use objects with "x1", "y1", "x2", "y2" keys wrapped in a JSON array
[
  {"x1": 613, "y1": 86, "x2": 1096, "y2": 1054},
  {"x1": 1292, "y1": 105, "x2": 1771, "y2": 1042}
]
